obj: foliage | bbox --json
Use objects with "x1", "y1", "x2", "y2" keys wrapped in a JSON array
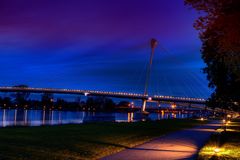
[
  {"x1": 198, "y1": 120, "x2": 240, "y2": 160},
  {"x1": 0, "y1": 92, "x2": 117, "y2": 111},
  {"x1": 0, "y1": 97, "x2": 12, "y2": 107},
  {"x1": 41, "y1": 92, "x2": 54, "y2": 109},
  {"x1": 117, "y1": 101, "x2": 130, "y2": 107},
  {"x1": 56, "y1": 98, "x2": 66, "y2": 109},
  {"x1": 11, "y1": 85, "x2": 30, "y2": 107},
  {"x1": 185, "y1": 0, "x2": 240, "y2": 111},
  {"x1": 86, "y1": 96, "x2": 115, "y2": 111}
]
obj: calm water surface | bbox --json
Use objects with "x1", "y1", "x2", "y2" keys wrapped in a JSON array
[{"x1": 0, "y1": 109, "x2": 194, "y2": 127}]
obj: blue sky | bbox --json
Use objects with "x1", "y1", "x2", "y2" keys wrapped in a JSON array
[{"x1": 0, "y1": 0, "x2": 211, "y2": 98}]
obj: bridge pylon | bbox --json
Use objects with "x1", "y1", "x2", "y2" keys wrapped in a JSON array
[
  {"x1": 141, "y1": 38, "x2": 158, "y2": 113},
  {"x1": 142, "y1": 99, "x2": 147, "y2": 112}
]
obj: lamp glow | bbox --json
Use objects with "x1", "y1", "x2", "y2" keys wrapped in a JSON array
[
  {"x1": 171, "y1": 104, "x2": 176, "y2": 109},
  {"x1": 214, "y1": 148, "x2": 220, "y2": 153}
]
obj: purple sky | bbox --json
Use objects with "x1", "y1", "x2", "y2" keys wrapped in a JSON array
[{"x1": 0, "y1": 0, "x2": 211, "y2": 98}]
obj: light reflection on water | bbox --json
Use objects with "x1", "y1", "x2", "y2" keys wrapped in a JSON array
[{"x1": 0, "y1": 109, "x2": 193, "y2": 127}]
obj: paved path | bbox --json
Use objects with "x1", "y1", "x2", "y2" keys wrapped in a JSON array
[{"x1": 101, "y1": 121, "x2": 221, "y2": 160}]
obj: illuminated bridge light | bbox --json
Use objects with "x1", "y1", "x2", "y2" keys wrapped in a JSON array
[
  {"x1": 84, "y1": 93, "x2": 89, "y2": 96},
  {"x1": 0, "y1": 87, "x2": 207, "y2": 105}
]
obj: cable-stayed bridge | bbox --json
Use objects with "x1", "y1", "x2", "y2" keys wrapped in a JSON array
[
  {"x1": 0, "y1": 39, "x2": 234, "y2": 115},
  {"x1": 0, "y1": 86, "x2": 236, "y2": 115},
  {"x1": 0, "y1": 86, "x2": 206, "y2": 105}
]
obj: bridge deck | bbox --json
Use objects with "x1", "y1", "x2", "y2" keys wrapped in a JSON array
[{"x1": 0, "y1": 87, "x2": 206, "y2": 104}]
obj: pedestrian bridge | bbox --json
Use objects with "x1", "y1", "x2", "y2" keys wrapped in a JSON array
[{"x1": 0, "y1": 86, "x2": 206, "y2": 105}]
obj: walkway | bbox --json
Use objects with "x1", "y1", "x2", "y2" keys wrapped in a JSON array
[{"x1": 101, "y1": 121, "x2": 221, "y2": 160}]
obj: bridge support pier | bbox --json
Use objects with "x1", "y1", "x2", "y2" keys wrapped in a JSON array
[
  {"x1": 141, "y1": 99, "x2": 147, "y2": 112},
  {"x1": 134, "y1": 99, "x2": 149, "y2": 120}
]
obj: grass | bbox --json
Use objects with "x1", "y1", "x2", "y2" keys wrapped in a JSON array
[
  {"x1": 0, "y1": 119, "x2": 206, "y2": 160},
  {"x1": 198, "y1": 119, "x2": 240, "y2": 160}
]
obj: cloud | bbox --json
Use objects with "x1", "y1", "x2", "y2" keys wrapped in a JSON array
[{"x1": 0, "y1": 0, "x2": 211, "y2": 97}]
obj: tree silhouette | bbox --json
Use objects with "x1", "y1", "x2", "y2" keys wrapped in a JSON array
[
  {"x1": 86, "y1": 96, "x2": 115, "y2": 111},
  {"x1": 1, "y1": 97, "x2": 12, "y2": 108},
  {"x1": 12, "y1": 85, "x2": 30, "y2": 108},
  {"x1": 56, "y1": 98, "x2": 65, "y2": 110},
  {"x1": 41, "y1": 93, "x2": 54, "y2": 110},
  {"x1": 185, "y1": 0, "x2": 240, "y2": 111}
]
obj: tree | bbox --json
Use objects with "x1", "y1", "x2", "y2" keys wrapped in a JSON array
[
  {"x1": 86, "y1": 97, "x2": 95, "y2": 108},
  {"x1": 104, "y1": 98, "x2": 115, "y2": 111},
  {"x1": 1, "y1": 97, "x2": 12, "y2": 108},
  {"x1": 41, "y1": 93, "x2": 54, "y2": 109},
  {"x1": 117, "y1": 101, "x2": 130, "y2": 107},
  {"x1": 12, "y1": 85, "x2": 30, "y2": 107},
  {"x1": 86, "y1": 96, "x2": 116, "y2": 111},
  {"x1": 185, "y1": 0, "x2": 240, "y2": 111},
  {"x1": 56, "y1": 98, "x2": 65, "y2": 110}
]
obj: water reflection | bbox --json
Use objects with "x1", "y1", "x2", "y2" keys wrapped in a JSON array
[
  {"x1": 127, "y1": 112, "x2": 134, "y2": 122},
  {"x1": 0, "y1": 109, "x2": 194, "y2": 127}
]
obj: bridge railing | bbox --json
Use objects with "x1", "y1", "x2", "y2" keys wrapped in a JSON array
[{"x1": 0, "y1": 86, "x2": 206, "y2": 103}]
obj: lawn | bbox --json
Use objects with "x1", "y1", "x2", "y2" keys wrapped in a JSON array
[
  {"x1": 0, "y1": 119, "x2": 205, "y2": 160},
  {"x1": 198, "y1": 119, "x2": 240, "y2": 160}
]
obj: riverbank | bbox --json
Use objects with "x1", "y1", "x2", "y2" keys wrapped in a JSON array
[
  {"x1": 102, "y1": 120, "x2": 220, "y2": 160},
  {"x1": 198, "y1": 119, "x2": 240, "y2": 160},
  {"x1": 0, "y1": 119, "x2": 206, "y2": 159}
]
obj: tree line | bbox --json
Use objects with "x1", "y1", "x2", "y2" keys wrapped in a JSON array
[{"x1": 0, "y1": 85, "x2": 130, "y2": 111}]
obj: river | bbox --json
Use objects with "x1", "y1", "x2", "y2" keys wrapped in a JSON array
[{"x1": 0, "y1": 109, "x2": 194, "y2": 127}]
